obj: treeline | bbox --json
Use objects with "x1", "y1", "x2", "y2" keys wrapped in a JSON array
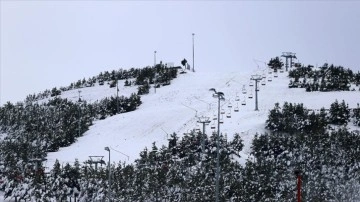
[
  {"x1": 252, "y1": 101, "x2": 360, "y2": 201},
  {"x1": 288, "y1": 63, "x2": 360, "y2": 91},
  {"x1": 135, "y1": 64, "x2": 178, "y2": 95},
  {"x1": 2, "y1": 100, "x2": 360, "y2": 201},
  {"x1": 249, "y1": 129, "x2": 360, "y2": 201},
  {"x1": 24, "y1": 64, "x2": 179, "y2": 102},
  {"x1": 0, "y1": 94, "x2": 141, "y2": 191},
  {"x1": 266, "y1": 100, "x2": 360, "y2": 133},
  {"x1": 265, "y1": 55, "x2": 360, "y2": 92},
  {"x1": 1, "y1": 131, "x2": 245, "y2": 201}
]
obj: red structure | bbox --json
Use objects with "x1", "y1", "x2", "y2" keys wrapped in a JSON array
[
  {"x1": 297, "y1": 174, "x2": 302, "y2": 202},
  {"x1": 294, "y1": 170, "x2": 302, "y2": 202}
]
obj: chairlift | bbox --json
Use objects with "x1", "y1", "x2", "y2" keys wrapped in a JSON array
[
  {"x1": 213, "y1": 113, "x2": 217, "y2": 120},
  {"x1": 242, "y1": 97, "x2": 246, "y2": 105},
  {"x1": 234, "y1": 106, "x2": 239, "y2": 112},
  {"x1": 195, "y1": 124, "x2": 201, "y2": 131},
  {"x1": 228, "y1": 101, "x2": 232, "y2": 108},
  {"x1": 211, "y1": 121, "x2": 216, "y2": 129},
  {"x1": 249, "y1": 80, "x2": 254, "y2": 87},
  {"x1": 226, "y1": 109, "x2": 231, "y2": 118},
  {"x1": 221, "y1": 108, "x2": 225, "y2": 114},
  {"x1": 242, "y1": 85, "x2": 247, "y2": 94},
  {"x1": 234, "y1": 102, "x2": 239, "y2": 112}
]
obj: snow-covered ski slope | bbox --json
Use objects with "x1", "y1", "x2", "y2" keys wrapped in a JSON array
[{"x1": 45, "y1": 69, "x2": 359, "y2": 168}]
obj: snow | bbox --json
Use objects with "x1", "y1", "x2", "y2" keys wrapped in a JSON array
[
  {"x1": 42, "y1": 68, "x2": 359, "y2": 171},
  {"x1": 0, "y1": 133, "x2": 6, "y2": 142},
  {"x1": 0, "y1": 192, "x2": 13, "y2": 202}
]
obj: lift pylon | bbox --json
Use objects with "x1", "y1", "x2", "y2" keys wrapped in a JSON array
[{"x1": 281, "y1": 52, "x2": 297, "y2": 71}]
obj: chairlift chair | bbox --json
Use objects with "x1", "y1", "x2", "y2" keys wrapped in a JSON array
[
  {"x1": 211, "y1": 121, "x2": 216, "y2": 129},
  {"x1": 228, "y1": 101, "x2": 232, "y2": 108},
  {"x1": 234, "y1": 102, "x2": 240, "y2": 112},
  {"x1": 234, "y1": 106, "x2": 239, "y2": 112},
  {"x1": 241, "y1": 97, "x2": 246, "y2": 105},
  {"x1": 242, "y1": 86, "x2": 247, "y2": 94},
  {"x1": 213, "y1": 112, "x2": 217, "y2": 120},
  {"x1": 249, "y1": 80, "x2": 254, "y2": 87},
  {"x1": 221, "y1": 108, "x2": 225, "y2": 114},
  {"x1": 262, "y1": 73, "x2": 266, "y2": 79},
  {"x1": 226, "y1": 110, "x2": 231, "y2": 118},
  {"x1": 195, "y1": 124, "x2": 201, "y2": 131}
]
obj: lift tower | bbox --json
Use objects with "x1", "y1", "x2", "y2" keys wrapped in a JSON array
[
  {"x1": 251, "y1": 74, "x2": 262, "y2": 111},
  {"x1": 281, "y1": 52, "x2": 297, "y2": 71},
  {"x1": 197, "y1": 116, "x2": 211, "y2": 159}
]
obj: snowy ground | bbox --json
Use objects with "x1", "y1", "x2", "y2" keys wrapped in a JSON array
[
  {"x1": 42, "y1": 68, "x2": 359, "y2": 170},
  {"x1": 0, "y1": 192, "x2": 12, "y2": 202},
  {"x1": 1, "y1": 68, "x2": 359, "y2": 201}
]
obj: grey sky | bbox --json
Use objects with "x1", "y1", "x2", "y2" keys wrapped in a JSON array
[{"x1": 1, "y1": 1, "x2": 359, "y2": 104}]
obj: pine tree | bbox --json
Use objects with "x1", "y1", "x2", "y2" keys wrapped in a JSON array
[
  {"x1": 230, "y1": 133, "x2": 244, "y2": 157},
  {"x1": 266, "y1": 103, "x2": 283, "y2": 131},
  {"x1": 267, "y1": 57, "x2": 284, "y2": 72},
  {"x1": 353, "y1": 104, "x2": 360, "y2": 126},
  {"x1": 329, "y1": 100, "x2": 350, "y2": 125}
]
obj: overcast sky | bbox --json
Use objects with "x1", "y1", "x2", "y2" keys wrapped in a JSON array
[{"x1": 1, "y1": 1, "x2": 359, "y2": 105}]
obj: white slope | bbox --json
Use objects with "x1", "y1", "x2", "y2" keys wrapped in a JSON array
[{"x1": 44, "y1": 69, "x2": 360, "y2": 169}]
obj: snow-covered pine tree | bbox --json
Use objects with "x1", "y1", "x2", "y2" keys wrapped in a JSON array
[
  {"x1": 329, "y1": 99, "x2": 350, "y2": 125},
  {"x1": 352, "y1": 104, "x2": 360, "y2": 126}
]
